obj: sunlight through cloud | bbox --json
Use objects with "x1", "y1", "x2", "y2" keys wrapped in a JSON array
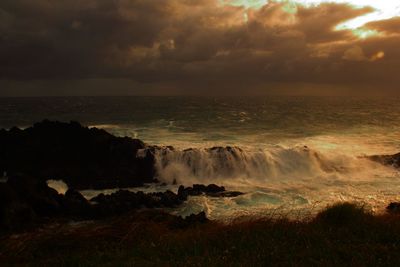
[{"x1": 222, "y1": 0, "x2": 400, "y2": 34}]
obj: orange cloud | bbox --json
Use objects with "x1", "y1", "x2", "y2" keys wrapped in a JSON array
[{"x1": 0, "y1": 0, "x2": 399, "y2": 95}]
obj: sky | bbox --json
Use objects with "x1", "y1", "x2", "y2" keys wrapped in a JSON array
[{"x1": 0, "y1": 0, "x2": 399, "y2": 96}]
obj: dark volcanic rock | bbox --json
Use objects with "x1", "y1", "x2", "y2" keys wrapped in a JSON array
[
  {"x1": 0, "y1": 176, "x2": 235, "y2": 232},
  {"x1": 7, "y1": 174, "x2": 63, "y2": 217},
  {"x1": 178, "y1": 184, "x2": 225, "y2": 197},
  {"x1": 0, "y1": 183, "x2": 36, "y2": 231},
  {"x1": 90, "y1": 189, "x2": 184, "y2": 218},
  {"x1": 0, "y1": 120, "x2": 156, "y2": 190},
  {"x1": 1, "y1": 174, "x2": 65, "y2": 231},
  {"x1": 369, "y1": 153, "x2": 400, "y2": 169},
  {"x1": 208, "y1": 191, "x2": 244, "y2": 198},
  {"x1": 387, "y1": 202, "x2": 400, "y2": 214},
  {"x1": 62, "y1": 189, "x2": 92, "y2": 218},
  {"x1": 65, "y1": 189, "x2": 88, "y2": 204},
  {"x1": 177, "y1": 184, "x2": 243, "y2": 199},
  {"x1": 178, "y1": 185, "x2": 189, "y2": 200},
  {"x1": 89, "y1": 183, "x2": 241, "y2": 219}
]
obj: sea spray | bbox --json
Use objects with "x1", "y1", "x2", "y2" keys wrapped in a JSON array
[
  {"x1": 47, "y1": 179, "x2": 69, "y2": 195},
  {"x1": 151, "y1": 145, "x2": 386, "y2": 186}
]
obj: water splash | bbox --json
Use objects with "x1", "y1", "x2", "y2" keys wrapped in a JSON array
[
  {"x1": 152, "y1": 145, "x2": 387, "y2": 186},
  {"x1": 47, "y1": 179, "x2": 69, "y2": 195}
]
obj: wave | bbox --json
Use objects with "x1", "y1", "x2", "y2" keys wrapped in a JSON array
[{"x1": 146, "y1": 145, "x2": 386, "y2": 186}]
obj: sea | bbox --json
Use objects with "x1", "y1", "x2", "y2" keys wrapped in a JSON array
[{"x1": 1, "y1": 96, "x2": 400, "y2": 220}]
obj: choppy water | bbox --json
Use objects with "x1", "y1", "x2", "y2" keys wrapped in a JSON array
[{"x1": 3, "y1": 96, "x2": 400, "y2": 220}]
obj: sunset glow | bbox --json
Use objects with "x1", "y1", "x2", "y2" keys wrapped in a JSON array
[
  {"x1": 1, "y1": 0, "x2": 399, "y2": 95},
  {"x1": 224, "y1": 0, "x2": 400, "y2": 35},
  {"x1": 3, "y1": 1, "x2": 400, "y2": 264}
]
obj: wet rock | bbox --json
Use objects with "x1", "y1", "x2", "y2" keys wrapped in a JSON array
[
  {"x1": 65, "y1": 189, "x2": 89, "y2": 204},
  {"x1": 7, "y1": 174, "x2": 63, "y2": 217},
  {"x1": 90, "y1": 189, "x2": 185, "y2": 218},
  {"x1": 0, "y1": 183, "x2": 36, "y2": 231},
  {"x1": 369, "y1": 153, "x2": 400, "y2": 169},
  {"x1": 158, "y1": 190, "x2": 182, "y2": 207},
  {"x1": 0, "y1": 176, "x2": 233, "y2": 233},
  {"x1": 185, "y1": 184, "x2": 225, "y2": 196},
  {"x1": 178, "y1": 185, "x2": 189, "y2": 201},
  {"x1": 205, "y1": 184, "x2": 226, "y2": 193},
  {"x1": 63, "y1": 189, "x2": 91, "y2": 217},
  {"x1": 0, "y1": 120, "x2": 155, "y2": 190},
  {"x1": 387, "y1": 202, "x2": 400, "y2": 213},
  {"x1": 177, "y1": 184, "x2": 242, "y2": 199},
  {"x1": 208, "y1": 191, "x2": 244, "y2": 198}
]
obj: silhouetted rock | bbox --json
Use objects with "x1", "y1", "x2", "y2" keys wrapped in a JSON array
[
  {"x1": 205, "y1": 184, "x2": 226, "y2": 193},
  {"x1": 177, "y1": 184, "x2": 242, "y2": 199},
  {"x1": 0, "y1": 174, "x2": 225, "y2": 232},
  {"x1": 208, "y1": 191, "x2": 244, "y2": 197},
  {"x1": 159, "y1": 190, "x2": 182, "y2": 207},
  {"x1": 369, "y1": 153, "x2": 400, "y2": 169},
  {"x1": 7, "y1": 174, "x2": 63, "y2": 217},
  {"x1": 387, "y1": 202, "x2": 400, "y2": 214},
  {"x1": 0, "y1": 183, "x2": 36, "y2": 231},
  {"x1": 90, "y1": 189, "x2": 184, "y2": 218},
  {"x1": 0, "y1": 120, "x2": 156, "y2": 190},
  {"x1": 65, "y1": 189, "x2": 88, "y2": 204},
  {"x1": 178, "y1": 185, "x2": 188, "y2": 200},
  {"x1": 63, "y1": 189, "x2": 92, "y2": 218},
  {"x1": 0, "y1": 174, "x2": 66, "y2": 231}
]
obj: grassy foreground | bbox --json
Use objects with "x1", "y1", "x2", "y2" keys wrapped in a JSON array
[{"x1": 1, "y1": 203, "x2": 400, "y2": 266}]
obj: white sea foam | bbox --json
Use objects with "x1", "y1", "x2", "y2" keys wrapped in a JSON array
[
  {"x1": 87, "y1": 124, "x2": 400, "y2": 219},
  {"x1": 153, "y1": 145, "x2": 392, "y2": 186},
  {"x1": 47, "y1": 179, "x2": 69, "y2": 195},
  {"x1": 3, "y1": 96, "x2": 400, "y2": 220},
  {"x1": 147, "y1": 143, "x2": 400, "y2": 220},
  {"x1": 83, "y1": 123, "x2": 400, "y2": 220}
]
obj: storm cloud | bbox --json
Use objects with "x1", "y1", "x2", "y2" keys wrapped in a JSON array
[{"x1": 0, "y1": 0, "x2": 399, "y2": 95}]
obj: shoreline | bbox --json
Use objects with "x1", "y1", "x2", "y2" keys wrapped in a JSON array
[
  {"x1": 1, "y1": 120, "x2": 400, "y2": 265},
  {"x1": 1, "y1": 120, "x2": 399, "y2": 224}
]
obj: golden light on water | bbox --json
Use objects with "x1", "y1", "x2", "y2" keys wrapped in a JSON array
[{"x1": 223, "y1": 0, "x2": 400, "y2": 38}]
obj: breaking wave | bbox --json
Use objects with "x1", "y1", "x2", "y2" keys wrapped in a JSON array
[{"x1": 149, "y1": 145, "x2": 386, "y2": 186}]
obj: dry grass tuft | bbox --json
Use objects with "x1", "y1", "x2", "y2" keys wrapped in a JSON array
[{"x1": 2, "y1": 203, "x2": 400, "y2": 266}]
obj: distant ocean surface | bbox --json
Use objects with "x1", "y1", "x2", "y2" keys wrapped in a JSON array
[{"x1": 2, "y1": 96, "x2": 400, "y2": 220}]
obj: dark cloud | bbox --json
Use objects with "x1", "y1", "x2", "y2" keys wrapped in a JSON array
[{"x1": 0, "y1": 0, "x2": 399, "y2": 95}]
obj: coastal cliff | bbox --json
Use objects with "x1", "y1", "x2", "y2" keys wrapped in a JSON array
[{"x1": 0, "y1": 120, "x2": 156, "y2": 190}]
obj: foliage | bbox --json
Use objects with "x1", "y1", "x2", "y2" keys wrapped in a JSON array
[{"x1": 2, "y1": 203, "x2": 400, "y2": 266}]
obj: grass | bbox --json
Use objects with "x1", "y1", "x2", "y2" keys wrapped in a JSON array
[{"x1": 1, "y1": 203, "x2": 400, "y2": 266}]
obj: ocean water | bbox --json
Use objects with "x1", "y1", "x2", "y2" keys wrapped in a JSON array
[{"x1": 2, "y1": 96, "x2": 400, "y2": 220}]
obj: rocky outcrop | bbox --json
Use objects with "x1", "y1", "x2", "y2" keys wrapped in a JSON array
[
  {"x1": 62, "y1": 189, "x2": 92, "y2": 218},
  {"x1": 0, "y1": 120, "x2": 156, "y2": 190},
  {"x1": 386, "y1": 202, "x2": 400, "y2": 214},
  {"x1": 0, "y1": 182, "x2": 36, "y2": 231},
  {"x1": 90, "y1": 189, "x2": 184, "y2": 218},
  {"x1": 0, "y1": 174, "x2": 175, "y2": 231},
  {"x1": 0, "y1": 174, "x2": 64, "y2": 231},
  {"x1": 7, "y1": 174, "x2": 64, "y2": 217},
  {"x1": 369, "y1": 153, "x2": 400, "y2": 169},
  {"x1": 177, "y1": 184, "x2": 243, "y2": 199},
  {"x1": 0, "y1": 173, "x2": 236, "y2": 232}
]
